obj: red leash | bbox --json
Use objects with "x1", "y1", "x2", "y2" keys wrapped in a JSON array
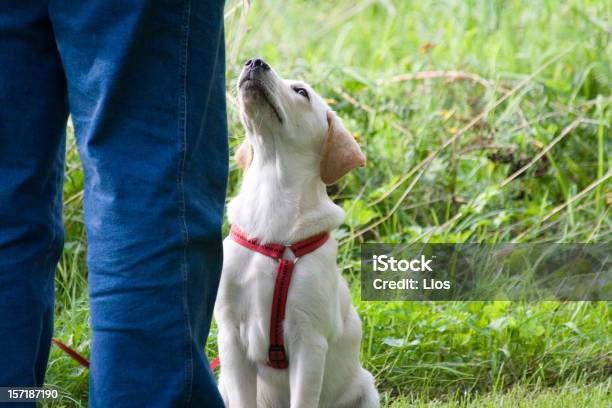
[
  {"x1": 51, "y1": 338, "x2": 90, "y2": 368},
  {"x1": 229, "y1": 225, "x2": 329, "y2": 369},
  {"x1": 210, "y1": 356, "x2": 220, "y2": 370},
  {"x1": 52, "y1": 339, "x2": 221, "y2": 372},
  {"x1": 53, "y1": 226, "x2": 328, "y2": 372}
]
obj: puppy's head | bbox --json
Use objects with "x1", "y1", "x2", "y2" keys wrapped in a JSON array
[{"x1": 236, "y1": 58, "x2": 365, "y2": 185}]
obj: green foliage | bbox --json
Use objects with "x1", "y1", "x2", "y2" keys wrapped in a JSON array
[
  {"x1": 386, "y1": 378, "x2": 612, "y2": 407},
  {"x1": 48, "y1": 0, "x2": 611, "y2": 406},
  {"x1": 356, "y1": 299, "x2": 610, "y2": 399}
]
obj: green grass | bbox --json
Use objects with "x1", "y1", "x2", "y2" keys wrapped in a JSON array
[
  {"x1": 387, "y1": 378, "x2": 612, "y2": 407},
  {"x1": 46, "y1": 0, "x2": 611, "y2": 406}
]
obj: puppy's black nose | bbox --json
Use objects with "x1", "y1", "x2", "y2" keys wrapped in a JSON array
[{"x1": 245, "y1": 57, "x2": 270, "y2": 70}]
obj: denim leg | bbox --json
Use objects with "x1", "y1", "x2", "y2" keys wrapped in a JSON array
[
  {"x1": 49, "y1": 0, "x2": 227, "y2": 406},
  {"x1": 0, "y1": 0, "x2": 67, "y2": 397}
]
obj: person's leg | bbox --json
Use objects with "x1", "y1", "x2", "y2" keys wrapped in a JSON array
[
  {"x1": 49, "y1": 0, "x2": 227, "y2": 406},
  {"x1": 0, "y1": 0, "x2": 67, "y2": 394}
]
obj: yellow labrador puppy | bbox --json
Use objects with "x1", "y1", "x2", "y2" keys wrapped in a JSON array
[{"x1": 214, "y1": 58, "x2": 379, "y2": 408}]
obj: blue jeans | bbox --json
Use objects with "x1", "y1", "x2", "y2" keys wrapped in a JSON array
[{"x1": 0, "y1": 1, "x2": 227, "y2": 406}]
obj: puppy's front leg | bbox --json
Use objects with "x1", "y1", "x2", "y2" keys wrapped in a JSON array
[
  {"x1": 289, "y1": 335, "x2": 328, "y2": 408},
  {"x1": 218, "y1": 327, "x2": 257, "y2": 408}
]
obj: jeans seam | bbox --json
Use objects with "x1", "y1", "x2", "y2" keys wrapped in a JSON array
[{"x1": 177, "y1": 0, "x2": 193, "y2": 406}]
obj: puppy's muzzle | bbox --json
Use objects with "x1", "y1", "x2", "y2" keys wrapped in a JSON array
[
  {"x1": 239, "y1": 57, "x2": 270, "y2": 87},
  {"x1": 238, "y1": 57, "x2": 283, "y2": 123}
]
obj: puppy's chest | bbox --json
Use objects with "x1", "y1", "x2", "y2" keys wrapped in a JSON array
[{"x1": 229, "y1": 253, "x2": 340, "y2": 362}]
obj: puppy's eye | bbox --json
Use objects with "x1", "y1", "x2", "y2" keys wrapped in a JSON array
[{"x1": 293, "y1": 87, "x2": 309, "y2": 100}]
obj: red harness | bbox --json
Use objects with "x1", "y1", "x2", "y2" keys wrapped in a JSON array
[{"x1": 229, "y1": 225, "x2": 330, "y2": 369}]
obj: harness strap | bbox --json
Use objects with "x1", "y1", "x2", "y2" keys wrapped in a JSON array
[{"x1": 229, "y1": 225, "x2": 329, "y2": 369}]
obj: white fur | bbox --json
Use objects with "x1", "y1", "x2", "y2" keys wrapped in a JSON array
[{"x1": 214, "y1": 62, "x2": 379, "y2": 408}]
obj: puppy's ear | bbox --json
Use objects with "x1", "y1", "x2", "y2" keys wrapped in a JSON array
[
  {"x1": 320, "y1": 111, "x2": 365, "y2": 185},
  {"x1": 235, "y1": 140, "x2": 253, "y2": 170}
]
